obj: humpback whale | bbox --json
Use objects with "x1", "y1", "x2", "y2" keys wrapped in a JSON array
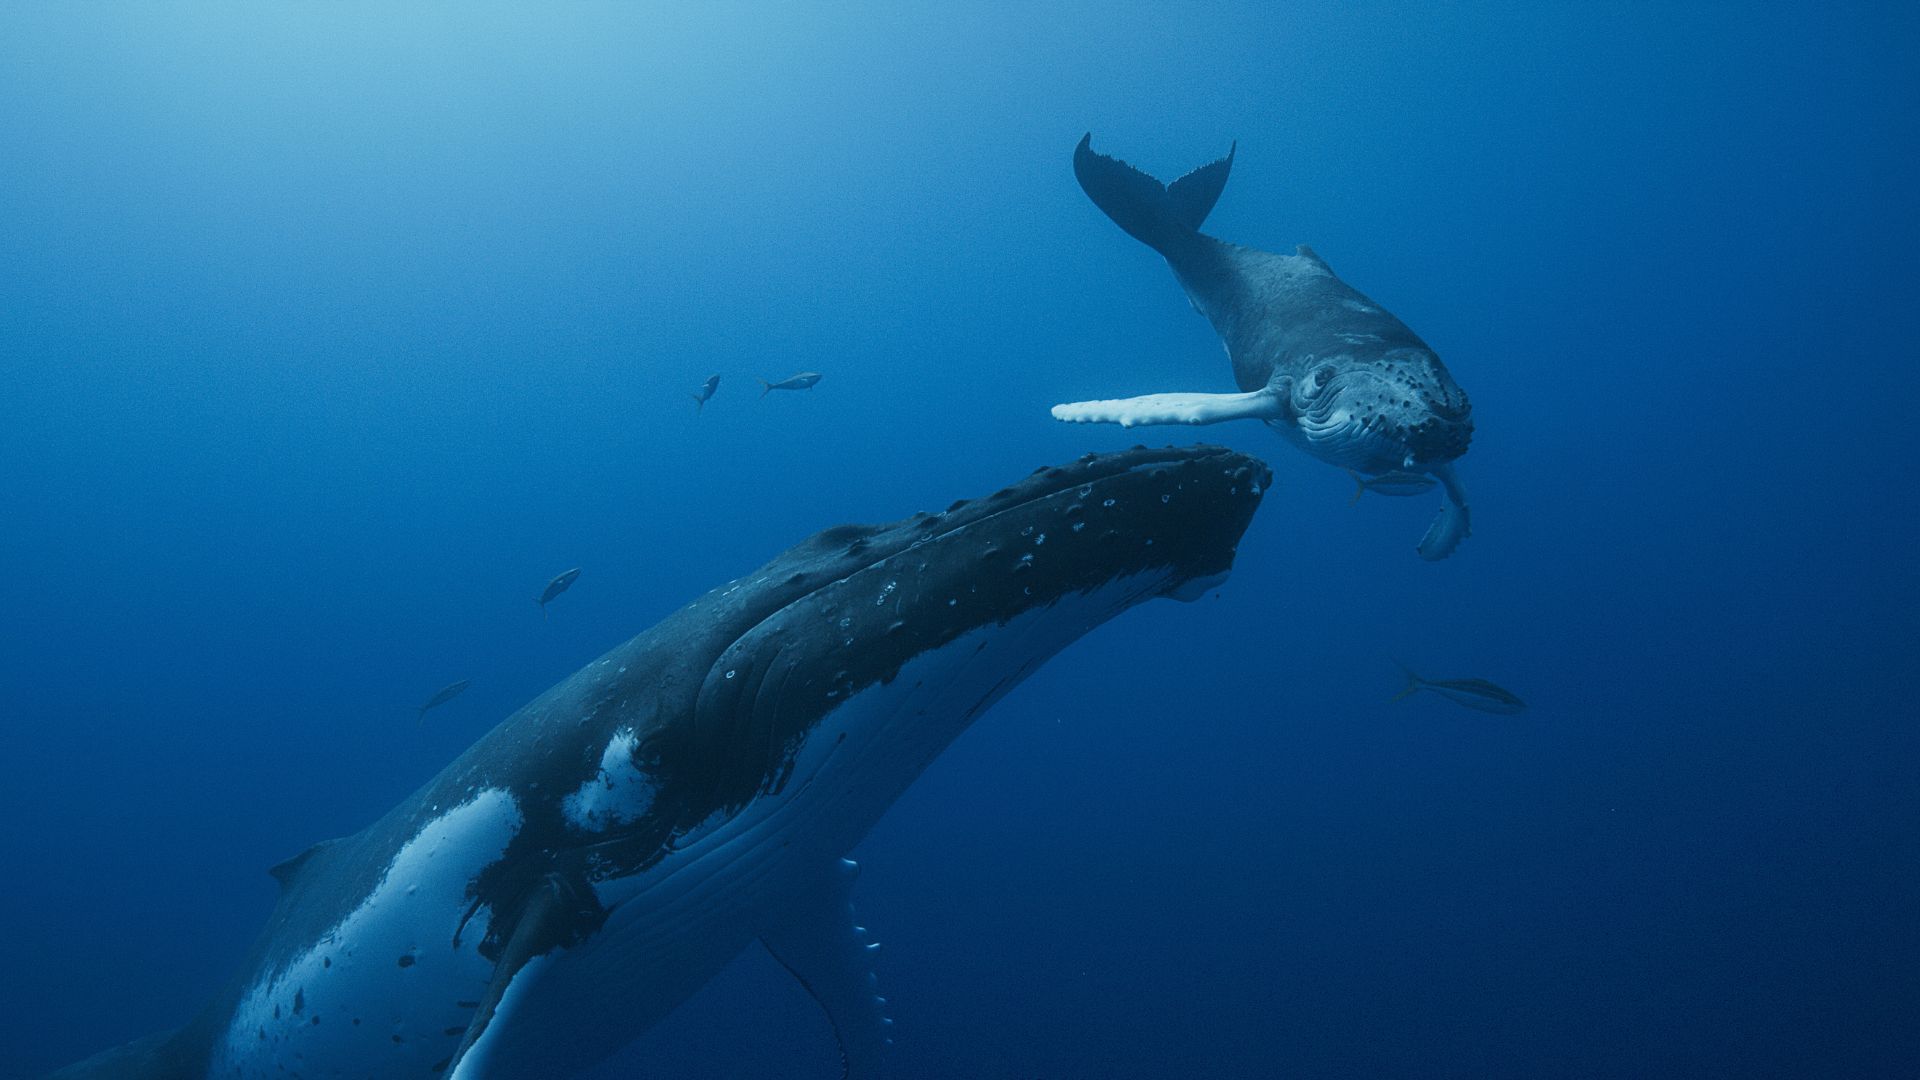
[
  {"x1": 50, "y1": 444, "x2": 1269, "y2": 1080},
  {"x1": 1054, "y1": 134, "x2": 1476, "y2": 560}
]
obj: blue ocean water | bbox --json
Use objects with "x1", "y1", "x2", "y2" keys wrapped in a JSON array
[{"x1": 2, "y1": 3, "x2": 1915, "y2": 1077}]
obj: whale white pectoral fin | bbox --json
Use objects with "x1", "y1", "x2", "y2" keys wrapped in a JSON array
[
  {"x1": 1050, "y1": 388, "x2": 1285, "y2": 428},
  {"x1": 445, "y1": 874, "x2": 587, "y2": 1080},
  {"x1": 1416, "y1": 465, "x2": 1472, "y2": 562},
  {"x1": 760, "y1": 858, "x2": 894, "y2": 1080}
]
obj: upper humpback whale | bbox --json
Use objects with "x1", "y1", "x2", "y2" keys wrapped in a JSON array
[
  {"x1": 49, "y1": 445, "x2": 1269, "y2": 1080},
  {"x1": 1054, "y1": 134, "x2": 1476, "y2": 560}
]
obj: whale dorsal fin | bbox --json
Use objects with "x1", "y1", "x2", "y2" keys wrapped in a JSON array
[
  {"x1": 1295, "y1": 243, "x2": 1331, "y2": 270},
  {"x1": 268, "y1": 838, "x2": 341, "y2": 890}
]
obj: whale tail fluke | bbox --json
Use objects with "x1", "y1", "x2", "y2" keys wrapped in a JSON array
[
  {"x1": 759, "y1": 378, "x2": 773, "y2": 397},
  {"x1": 1073, "y1": 133, "x2": 1235, "y2": 254},
  {"x1": 1347, "y1": 469, "x2": 1367, "y2": 506}
]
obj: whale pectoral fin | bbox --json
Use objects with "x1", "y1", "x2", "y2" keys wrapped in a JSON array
[
  {"x1": 1416, "y1": 464, "x2": 1472, "y2": 562},
  {"x1": 445, "y1": 874, "x2": 592, "y2": 1079},
  {"x1": 1050, "y1": 388, "x2": 1285, "y2": 428},
  {"x1": 760, "y1": 858, "x2": 893, "y2": 1080},
  {"x1": 1417, "y1": 501, "x2": 1469, "y2": 561}
]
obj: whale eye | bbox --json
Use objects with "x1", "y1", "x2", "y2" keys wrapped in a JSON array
[{"x1": 1310, "y1": 365, "x2": 1337, "y2": 390}]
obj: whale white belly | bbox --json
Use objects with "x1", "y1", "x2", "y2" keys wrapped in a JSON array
[{"x1": 210, "y1": 788, "x2": 524, "y2": 1078}]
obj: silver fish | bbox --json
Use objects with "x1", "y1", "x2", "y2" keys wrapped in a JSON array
[
  {"x1": 1391, "y1": 662, "x2": 1526, "y2": 715},
  {"x1": 759, "y1": 371, "x2": 822, "y2": 396},
  {"x1": 1347, "y1": 469, "x2": 1439, "y2": 505},
  {"x1": 691, "y1": 374, "x2": 721, "y2": 411},
  {"x1": 537, "y1": 567, "x2": 581, "y2": 619},
  {"x1": 415, "y1": 678, "x2": 471, "y2": 724}
]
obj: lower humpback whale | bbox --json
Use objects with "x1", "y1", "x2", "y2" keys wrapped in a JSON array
[
  {"x1": 1054, "y1": 135, "x2": 1476, "y2": 560},
  {"x1": 50, "y1": 445, "x2": 1270, "y2": 1080}
]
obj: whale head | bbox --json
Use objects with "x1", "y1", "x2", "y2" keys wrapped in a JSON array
[
  {"x1": 493, "y1": 445, "x2": 1272, "y2": 922},
  {"x1": 1284, "y1": 347, "x2": 1473, "y2": 474},
  {"x1": 659, "y1": 444, "x2": 1272, "y2": 848}
]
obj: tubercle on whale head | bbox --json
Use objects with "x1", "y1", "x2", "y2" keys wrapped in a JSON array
[{"x1": 1283, "y1": 348, "x2": 1473, "y2": 473}]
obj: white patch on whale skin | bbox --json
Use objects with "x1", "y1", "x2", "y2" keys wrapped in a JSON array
[
  {"x1": 447, "y1": 568, "x2": 1182, "y2": 1068},
  {"x1": 562, "y1": 728, "x2": 655, "y2": 833},
  {"x1": 456, "y1": 571, "x2": 1186, "y2": 1077},
  {"x1": 212, "y1": 788, "x2": 523, "y2": 1078}
]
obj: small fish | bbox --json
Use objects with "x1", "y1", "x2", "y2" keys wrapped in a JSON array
[
  {"x1": 1347, "y1": 469, "x2": 1439, "y2": 505},
  {"x1": 1391, "y1": 661, "x2": 1526, "y2": 715},
  {"x1": 537, "y1": 567, "x2": 582, "y2": 619},
  {"x1": 759, "y1": 371, "x2": 822, "y2": 396},
  {"x1": 415, "y1": 679, "x2": 471, "y2": 724},
  {"x1": 691, "y1": 374, "x2": 720, "y2": 411}
]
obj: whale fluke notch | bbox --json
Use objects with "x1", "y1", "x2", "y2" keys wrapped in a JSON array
[
  {"x1": 268, "y1": 838, "x2": 341, "y2": 890},
  {"x1": 1416, "y1": 463, "x2": 1472, "y2": 561},
  {"x1": 1166, "y1": 141, "x2": 1236, "y2": 230}
]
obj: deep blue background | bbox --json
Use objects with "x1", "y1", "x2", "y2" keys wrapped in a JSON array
[{"x1": 3, "y1": 4, "x2": 1915, "y2": 1077}]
